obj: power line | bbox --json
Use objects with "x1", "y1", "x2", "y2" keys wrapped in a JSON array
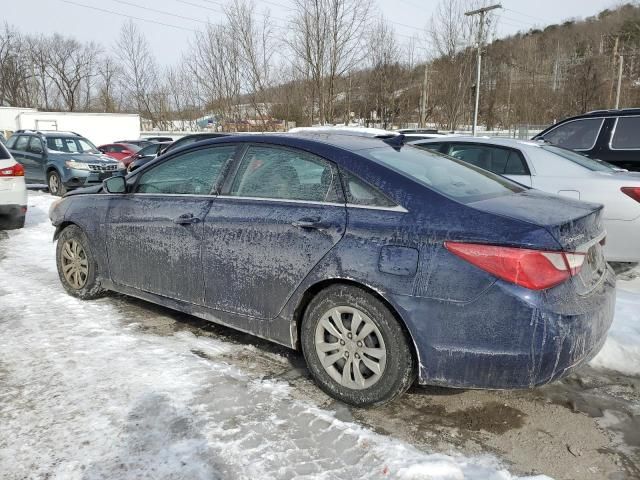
[
  {"x1": 111, "y1": 0, "x2": 211, "y2": 25},
  {"x1": 503, "y1": 7, "x2": 553, "y2": 24},
  {"x1": 60, "y1": 0, "x2": 202, "y2": 33}
]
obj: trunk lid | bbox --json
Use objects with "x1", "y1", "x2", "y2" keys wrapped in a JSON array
[{"x1": 471, "y1": 190, "x2": 607, "y2": 293}]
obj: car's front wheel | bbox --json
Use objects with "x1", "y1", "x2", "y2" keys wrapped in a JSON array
[
  {"x1": 47, "y1": 170, "x2": 67, "y2": 197},
  {"x1": 56, "y1": 225, "x2": 105, "y2": 299},
  {"x1": 301, "y1": 284, "x2": 417, "y2": 407}
]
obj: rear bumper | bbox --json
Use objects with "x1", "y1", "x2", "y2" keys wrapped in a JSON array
[
  {"x1": 603, "y1": 217, "x2": 640, "y2": 262},
  {"x1": 389, "y1": 267, "x2": 616, "y2": 389}
]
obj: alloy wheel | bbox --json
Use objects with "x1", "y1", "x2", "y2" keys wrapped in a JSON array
[
  {"x1": 60, "y1": 239, "x2": 89, "y2": 289},
  {"x1": 49, "y1": 174, "x2": 59, "y2": 195},
  {"x1": 314, "y1": 306, "x2": 387, "y2": 390}
]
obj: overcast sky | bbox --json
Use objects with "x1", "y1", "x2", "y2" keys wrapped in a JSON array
[{"x1": 4, "y1": 0, "x2": 618, "y2": 63}]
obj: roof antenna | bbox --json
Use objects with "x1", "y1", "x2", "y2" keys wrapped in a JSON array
[{"x1": 382, "y1": 134, "x2": 406, "y2": 150}]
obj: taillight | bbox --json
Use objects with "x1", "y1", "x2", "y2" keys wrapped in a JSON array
[
  {"x1": 0, "y1": 163, "x2": 24, "y2": 177},
  {"x1": 621, "y1": 187, "x2": 640, "y2": 203},
  {"x1": 444, "y1": 242, "x2": 585, "y2": 290}
]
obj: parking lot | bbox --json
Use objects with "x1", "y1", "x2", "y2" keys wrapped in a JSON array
[{"x1": 0, "y1": 192, "x2": 637, "y2": 480}]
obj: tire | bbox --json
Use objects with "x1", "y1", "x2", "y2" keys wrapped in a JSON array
[
  {"x1": 0, "y1": 215, "x2": 25, "y2": 230},
  {"x1": 47, "y1": 170, "x2": 67, "y2": 197},
  {"x1": 301, "y1": 284, "x2": 416, "y2": 407},
  {"x1": 56, "y1": 225, "x2": 105, "y2": 299}
]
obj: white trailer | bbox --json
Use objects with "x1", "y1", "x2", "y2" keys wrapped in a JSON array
[{"x1": 14, "y1": 111, "x2": 140, "y2": 146}]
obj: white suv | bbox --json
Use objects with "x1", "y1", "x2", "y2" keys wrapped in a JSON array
[{"x1": 0, "y1": 142, "x2": 27, "y2": 229}]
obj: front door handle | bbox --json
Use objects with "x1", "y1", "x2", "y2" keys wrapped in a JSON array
[
  {"x1": 292, "y1": 217, "x2": 323, "y2": 230},
  {"x1": 174, "y1": 213, "x2": 200, "y2": 225}
]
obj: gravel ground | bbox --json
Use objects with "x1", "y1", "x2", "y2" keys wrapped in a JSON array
[{"x1": 0, "y1": 191, "x2": 638, "y2": 480}]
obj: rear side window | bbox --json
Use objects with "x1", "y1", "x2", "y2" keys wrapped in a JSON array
[
  {"x1": 362, "y1": 145, "x2": 525, "y2": 204},
  {"x1": 136, "y1": 146, "x2": 235, "y2": 195},
  {"x1": 0, "y1": 143, "x2": 9, "y2": 159},
  {"x1": 611, "y1": 117, "x2": 640, "y2": 149},
  {"x1": 13, "y1": 136, "x2": 29, "y2": 152},
  {"x1": 447, "y1": 144, "x2": 528, "y2": 175},
  {"x1": 230, "y1": 146, "x2": 340, "y2": 203},
  {"x1": 541, "y1": 118, "x2": 603, "y2": 150},
  {"x1": 341, "y1": 170, "x2": 396, "y2": 207}
]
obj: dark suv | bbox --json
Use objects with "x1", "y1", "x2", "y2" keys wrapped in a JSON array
[
  {"x1": 6, "y1": 130, "x2": 121, "y2": 195},
  {"x1": 533, "y1": 108, "x2": 640, "y2": 171}
]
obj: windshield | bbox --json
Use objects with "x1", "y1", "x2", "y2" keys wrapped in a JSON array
[
  {"x1": 123, "y1": 144, "x2": 143, "y2": 153},
  {"x1": 139, "y1": 143, "x2": 161, "y2": 155},
  {"x1": 540, "y1": 145, "x2": 619, "y2": 172},
  {"x1": 47, "y1": 136, "x2": 99, "y2": 154},
  {"x1": 362, "y1": 145, "x2": 525, "y2": 203}
]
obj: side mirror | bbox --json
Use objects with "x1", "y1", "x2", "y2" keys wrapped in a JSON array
[{"x1": 103, "y1": 175, "x2": 127, "y2": 194}]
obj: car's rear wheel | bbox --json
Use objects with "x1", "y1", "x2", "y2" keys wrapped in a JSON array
[
  {"x1": 56, "y1": 225, "x2": 105, "y2": 299},
  {"x1": 301, "y1": 284, "x2": 416, "y2": 407},
  {"x1": 47, "y1": 171, "x2": 66, "y2": 197}
]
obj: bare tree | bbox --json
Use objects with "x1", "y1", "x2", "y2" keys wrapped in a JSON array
[
  {"x1": 116, "y1": 21, "x2": 159, "y2": 123},
  {"x1": 364, "y1": 18, "x2": 401, "y2": 128},
  {"x1": 288, "y1": 0, "x2": 370, "y2": 125},
  {"x1": 96, "y1": 55, "x2": 122, "y2": 112},
  {"x1": 45, "y1": 35, "x2": 101, "y2": 111},
  {"x1": 0, "y1": 23, "x2": 35, "y2": 107},
  {"x1": 187, "y1": 23, "x2": 242, "y2": 130},
  {"x1": 226, "y1": 0, "x2": 275, "y2": 128},
  {"x1": 427, "y1": 0, "x2": 477, "y2": 129}
]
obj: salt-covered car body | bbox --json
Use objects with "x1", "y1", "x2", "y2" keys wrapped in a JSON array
[{"x1": 49, "y1": 134, "x2": 615, "y2": 390}]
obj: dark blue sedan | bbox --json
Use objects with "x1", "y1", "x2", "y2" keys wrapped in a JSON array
[{"x1": 49, "y1": 133, "x2": 616, "y2": 406}]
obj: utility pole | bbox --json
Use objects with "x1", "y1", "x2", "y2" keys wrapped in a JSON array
[
  {"x1": 608, "y1": 36, "x2": 619, "y2": 108},
  {"x1": 615, "y1": 55, "x2": 624, "y2": 109},
  {"x1": 465, "y1": 4, "x2": 501, "y2": 136},
  {"x1": 419, "y1": 64, "x2": 428, "y2": 127}
]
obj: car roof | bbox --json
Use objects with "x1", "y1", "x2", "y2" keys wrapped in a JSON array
[
  {"x1": 577, "y1": 108, "x2": 640, "y2": 118},
  {"x1": 162, "y1": 132, "x2": 406, "y2": 158},
  {"x1": 15, "y1": 130, "x2": 81, "y2": 138},
  {"x1": 408, "y1": 136, "x2": 541, "y2": 149}
]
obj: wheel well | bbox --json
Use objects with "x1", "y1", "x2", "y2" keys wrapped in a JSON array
[
  {"x1": 292, "y1": 279, "x2": 418, "y2": 361},
  {"x1": 46, "y1": 166, "x2": 58, "y2": 176},
  {"x1": 53, "y1": 221, "x2": 78, "y2": 241}
]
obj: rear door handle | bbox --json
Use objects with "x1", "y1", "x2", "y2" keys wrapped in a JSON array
[
  {"x1": 174, "y1": 213, "x2": 200, "y2": 225},
  {"x1": 292, "y1": 217, "x2": 323, "y2": 230}
]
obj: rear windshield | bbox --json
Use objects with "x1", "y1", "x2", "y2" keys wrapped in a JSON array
[
  {"x1": 362, "y1": 145, "x2": 525, "y2": 203},
  {"x1": 540, "y1": 145, "x2": 620, "y2": 172}
]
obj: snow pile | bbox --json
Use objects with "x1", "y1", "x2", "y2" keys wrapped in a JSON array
[
  {"x1": 590, "y1": 271, "x2": 640, "y2": 376},
  {"x1": 0, "y1": 192, "x2": 551, "y2": 479}
]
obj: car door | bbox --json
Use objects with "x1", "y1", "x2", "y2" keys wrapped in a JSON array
[
  {"x1": 607, "y1": 116, "x2": 640, "y2": 169},
  {"x1": 446, "y1": 143, "x2": 532, "y2": 187},
  {"x1": 202, "y1": 144, "x2": 347, "y2": 319},
  {"x1": 105, "y1": 144, "x2": 237, "y2": 304},
  {"x1": 23, "y1": 136, "x2": 46, "y2": 182},
  {"x1": 9, "y1": 136, "x2": 33, "y2": 180}
]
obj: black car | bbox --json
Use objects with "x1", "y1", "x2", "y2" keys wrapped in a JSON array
[
  {"x1": 125, "y1": 141, "x2": 172, "y2": 172},
  {"x1": 114, "y1": 139, "x2": 154, "y2": 148},
  {"x1": 533, "y1": 108, "x2": 640, "y2": 171},
  {"x1": 144, "y1": 136, "x2": 173, "y2": 142},
  {"x1": 161, "y1": 133, "x2": 231, "y2": 155}
]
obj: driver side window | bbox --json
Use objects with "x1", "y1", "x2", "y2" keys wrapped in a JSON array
[
  {"x1": 27, "y1": 137, "x2": 43, "y2": 154},
  {"x1": 136, "y1": 146, "x2": 235, "y2": 195}
]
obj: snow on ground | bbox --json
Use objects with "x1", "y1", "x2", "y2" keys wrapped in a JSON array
[
  {"x1": 590, "y1": 269, "x2": 640, "y2": 376},
  {"x1": 0, "y1": 192, "x2": 550, "y2": 480}
]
